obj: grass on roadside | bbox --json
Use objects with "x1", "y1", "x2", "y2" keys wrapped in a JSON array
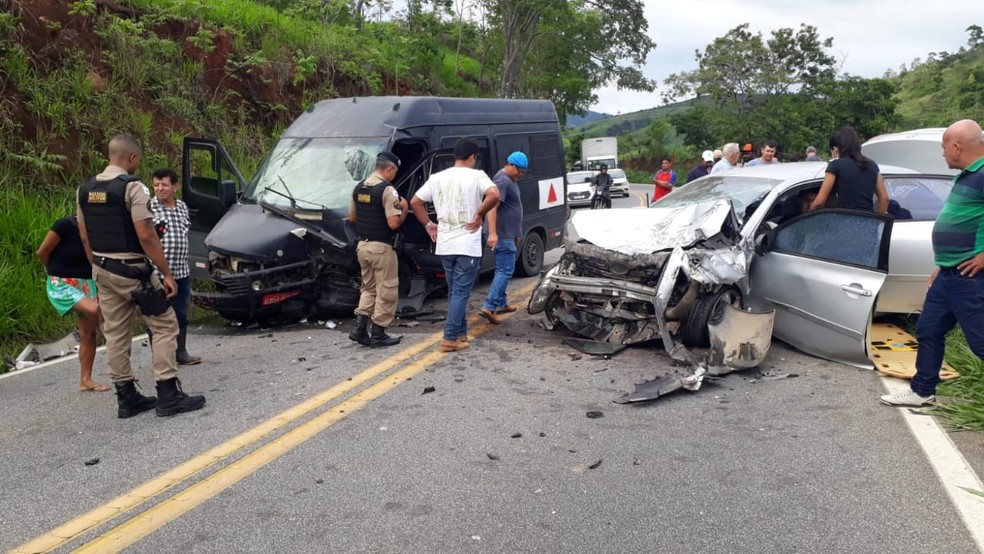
[{"x1": 936, "y1": 328, "x2": 984, "y2": 430}]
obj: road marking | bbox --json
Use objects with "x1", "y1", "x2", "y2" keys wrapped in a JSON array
[
  {"x1": 72, "y1": 344, "x2": 455, "y2": 553},
  {"x1": 880, "y1": 376, "x2": 984, "y2": 550},
  {"x1": 0, "y1": 336, "x2": 147, "y2": 381},
  {"x1": 12, "y1": 280, "x2": 538, "y2": 554},
  {"x1": 632, "y1": 191, "x2": 647, "y2": 208}
]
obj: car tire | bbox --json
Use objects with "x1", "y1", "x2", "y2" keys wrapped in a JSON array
[
  {"x1": 681, "y1": 287, "x2": 742, "y2": 347},
  {"x1": 516, "y1": 231, "x2": 544, "y2": 277}
]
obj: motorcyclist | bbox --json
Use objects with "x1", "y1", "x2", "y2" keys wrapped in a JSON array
[{"x1": 591, "y1": 164, "x2": 613, "y2": 209}]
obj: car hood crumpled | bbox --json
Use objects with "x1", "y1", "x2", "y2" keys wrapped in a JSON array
[{"x1": 566, "y1": 199, "x2": 737, "y2": 256}]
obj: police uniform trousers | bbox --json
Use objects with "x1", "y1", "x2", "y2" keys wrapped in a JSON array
[
  {"x1": 355, "y1": 241, "x2": 399, "y2": 327},
  {"x1": 93, "y1": 263, "x2": 179, "y2": 382}
]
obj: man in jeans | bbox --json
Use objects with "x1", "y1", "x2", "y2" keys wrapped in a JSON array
[
  {"x1": 478, "y1": 151, "x2": 527, "y2": 324},
  {"x1": 881, "y1": 119, "x2": 984, "y2": 406},
  {"x1": 411, "y1": 139, "x2": 500, "y2": 352}
]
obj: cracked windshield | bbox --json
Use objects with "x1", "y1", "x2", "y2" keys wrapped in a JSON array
[
  {"x1": 654, "y1": 175, "x2": 782, "y2": 224},
  {"x1": 242, "y1": 137, "x2": 388, "y2": 210}
]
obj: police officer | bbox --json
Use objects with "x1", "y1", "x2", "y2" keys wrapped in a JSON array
[
  {"x1": 77, "y1": 135, "x2": 206, "y2": 418},
  {"x1": 347, "y1": 151, "x2": 408, "y2": 348}
]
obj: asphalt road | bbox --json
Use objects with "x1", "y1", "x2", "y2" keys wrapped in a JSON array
[{"x1": 2, "y1": 190, "x2": 982, "y2": 553}]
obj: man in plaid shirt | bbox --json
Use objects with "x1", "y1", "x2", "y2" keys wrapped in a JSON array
[{"x1": 151, "y1": 168, "x2": 200, "y2": 365}]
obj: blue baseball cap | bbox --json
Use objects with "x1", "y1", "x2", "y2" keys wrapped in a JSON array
[{"x1": 506, "y1": 151, "x2": 529, "y2": 170}]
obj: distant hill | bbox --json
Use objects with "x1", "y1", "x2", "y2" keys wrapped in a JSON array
[
  {"x1": 566, "y1": 99, "x2": 696, "y2": 152},
  {"x1": 565, "y1": 110, "x2": 611, "y2": 128},
  {"x1": 889, "y1": 40, "x2": 984, "y2": 128}
]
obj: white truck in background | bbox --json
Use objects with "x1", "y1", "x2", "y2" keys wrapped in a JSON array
[{"x1": 580, "y1": 136, "x2": 618, "y2": 170}]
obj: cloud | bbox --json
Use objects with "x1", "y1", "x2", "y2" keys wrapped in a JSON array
[{"x1": 592, "y1": 0, "x2": 984, "y2": 114}]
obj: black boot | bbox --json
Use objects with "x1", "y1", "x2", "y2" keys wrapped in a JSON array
[
  {"x1": 369, "y1": 322, "x2": 402, "y2": 348},
  {"x1": 155, "y1": 377, "x2": 206, "y2": 417},
  {"x1": 348, "y1": 314, "x2": 371, "y2": 346},
  {"x1": 115, "y1": 380, "x2": 157, "y2": 419},
  {"x1": 176, "y1": 324, "x2": 201, "y2": 365}
]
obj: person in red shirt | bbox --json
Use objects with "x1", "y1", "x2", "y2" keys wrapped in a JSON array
[{"x1": 651, "y1": 158, "x2": 677, "y2": 202}]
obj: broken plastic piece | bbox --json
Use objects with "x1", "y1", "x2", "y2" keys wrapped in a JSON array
[
  {"x1": 422, "y1": 386, "x2": 436, "y2": 395},
  {"x1": 84, "y1": 458, "x2": 100, "y2": 466},
  {"x1": 564, "y1": 338, "x2": 627, "y2": 357},
  {"x1": 585, "y1": 411, "x2": 604, "y2": 419},
  {"x1": 588, "y1": 459, "x2": 603, "y2": 470}
]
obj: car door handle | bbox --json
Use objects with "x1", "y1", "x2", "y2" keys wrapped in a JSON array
[{"x1": 840, "y1": 284, "x2": 873, "y2": 297}]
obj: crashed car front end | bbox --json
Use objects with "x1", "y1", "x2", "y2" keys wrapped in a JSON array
[{"x1": 530, "y1": 199, "x2": 773, "y2": 371}]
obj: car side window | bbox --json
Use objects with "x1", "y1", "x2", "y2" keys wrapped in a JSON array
[
  {"x1": 772, "y1": 211, "x2": 890, "y2": 270},
  {"x1": 882, "y1": 177, "x2": 951, "y2": 221}
]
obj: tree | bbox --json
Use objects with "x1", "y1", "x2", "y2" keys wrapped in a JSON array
[
  {"x1": 484, "y1": 0, "x2": 655, "y2": 117},
  {"x1": 663, "y1": 23, "x2": 897, "y2": 157}
]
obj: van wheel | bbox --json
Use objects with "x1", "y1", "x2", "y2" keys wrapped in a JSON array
[
  {"x1": 681, "y1": 287, "x2": 742, "y2": 347},
  {"x1": 516, "y1": 231, "x2": 544, "y2": 277}
]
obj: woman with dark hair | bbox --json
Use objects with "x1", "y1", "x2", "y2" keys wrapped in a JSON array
[
  {"x1": 809, "y1": 126, "x2": 890, "y2": 212},
  {"x1": 36, "y1": 215, "x2": 108, "y2": 392}
]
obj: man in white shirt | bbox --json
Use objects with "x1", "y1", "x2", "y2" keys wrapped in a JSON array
[
  {"x1": 711, "y1": 143, "x2": 741, "y2": 174},
  {"x1": 411, "y1": 139, "x2": 500, "y2": 352}
]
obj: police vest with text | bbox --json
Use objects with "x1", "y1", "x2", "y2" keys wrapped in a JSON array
[
  {"x1": 352, "y1": 180, "x2": 395, "y2": 244},
  {"x1": 78, "y1": 175, "x2": 145, "y2": 254}
]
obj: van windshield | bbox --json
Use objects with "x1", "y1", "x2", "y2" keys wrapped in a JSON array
[{"x1": 242, "y1": 137, "x2": 388, "y2": 210}]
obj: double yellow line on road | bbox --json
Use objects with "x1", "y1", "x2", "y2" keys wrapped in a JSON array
[{"x1": 12, "y1": 280, "x2": 538, "y2": 554}]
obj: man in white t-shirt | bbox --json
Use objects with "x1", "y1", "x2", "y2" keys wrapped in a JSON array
[{"x1": 411, "y1": 139, "x2": 500, "y2": 353}]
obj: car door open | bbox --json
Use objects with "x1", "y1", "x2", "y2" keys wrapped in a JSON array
[{"x1": 748, "y1": 209, "x2": 894, "y2": 368}]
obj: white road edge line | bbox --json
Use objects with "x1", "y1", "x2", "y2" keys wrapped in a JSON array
[
  {"x1": 881, "y1": 375, "x2": 984, "y2": 550},
  {"x1": 0, "y1": 334, "x2": 148, "y2": 381}
]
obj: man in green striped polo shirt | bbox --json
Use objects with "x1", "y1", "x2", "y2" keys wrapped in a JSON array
[{"x1": 881, "y1": 119, "x2": 984, "y2": 407}]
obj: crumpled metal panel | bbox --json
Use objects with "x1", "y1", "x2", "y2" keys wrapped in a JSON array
[
  {"x1": 707, "y1": 304, "x2": 776, "y2": 372},
  {"x1": 567, "y1": 199, "x2": 735, "y2": 256}
]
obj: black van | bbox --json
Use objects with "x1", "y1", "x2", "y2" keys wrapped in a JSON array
[{"x1": 182, "y1": 96, "x2": 568, "y2": 323}]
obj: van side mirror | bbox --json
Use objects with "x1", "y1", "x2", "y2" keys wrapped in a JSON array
[{"x1": 218, "y1": 180, "x2": 237, "y2": 207}]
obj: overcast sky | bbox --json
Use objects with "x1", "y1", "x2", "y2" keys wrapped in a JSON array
[{"x1": 593, "y1": 0, "x2": 984, "y2": 114}]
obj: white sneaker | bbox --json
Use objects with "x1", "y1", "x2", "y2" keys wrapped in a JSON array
[{"x1": 880, "y1": 389, "x2": 935, "y2": 407}]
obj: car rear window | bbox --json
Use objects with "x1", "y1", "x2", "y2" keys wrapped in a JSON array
[
  {"x1": 567, "y1": 172, "x2": 594, "y2": 183},
  {"x1": 882, "y1": 176, "x2": 951, "y2": 221}
]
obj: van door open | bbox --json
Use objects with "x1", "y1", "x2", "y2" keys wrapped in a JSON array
[{"x1": 182, "y1": 138, "x2": 249, "y2": 280}]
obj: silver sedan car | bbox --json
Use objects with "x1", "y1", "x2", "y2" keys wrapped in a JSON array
[{"x1": 530, "y1": 162, "x2": 950, "y2": 369}]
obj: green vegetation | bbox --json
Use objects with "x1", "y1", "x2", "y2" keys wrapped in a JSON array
[{"x1": 937, "y1": 329, "x2": 984, "y2": 430}]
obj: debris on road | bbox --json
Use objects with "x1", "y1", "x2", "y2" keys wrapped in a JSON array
[
  {"x1": 588, "y1": 459, "x2": 603, "y2": 470},
  {"x1": 8, "y1": 330, "x2": 81, "y2": 370},
  {"x1": 564, "y1": 338, "x2": 626, "y2": 358},
  {"x1": 324, "y1": 320, "x2": 338, "y2": 329},
  {"x1": 316, "y1": 479, "x2": 324, "y2": 484},
  {"x1": 511, "y1": 433, "x2": 522, "y2": 438},
  {"x1": 84, "y1": 458, "x2": 100, "y2": 466},
  {"x1": 397, "y1": 320, "x2": 421, "y2": 328},
  {"x1": 569, "y1": 353, "x2": 583, "y2": 361},
  {"x1": 422, "y1": 386, "x2": 436, "y2": 395},
  {"x1": 416, "y1": 312, "x2": 446, "y2": 323},
  {"x1": 586, "y1": 411, "x2": 604, "y2": 419},
  {"x1": 486, "y1": 452, "x2": 500, "y2": 461}
]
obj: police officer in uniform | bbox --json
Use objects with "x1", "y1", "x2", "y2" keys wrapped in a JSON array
[
  {"x1": 347, "y1": 151, "x2": 408, "y2": 348},
  {"x1": 77, "y1": 135, "x2": 206, "y2": 418}
]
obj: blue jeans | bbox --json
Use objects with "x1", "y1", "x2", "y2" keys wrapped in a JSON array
[
  {"x1": 912, "y1": 267, "x2": 984, "y2": 396},
  {"x1": 441, "y1": 255, "x2": 481, "y2": 340},
  {"x1": 483, "y1": 239, "x2": 517, "y2": 311},
  {"x1": 172, "y1": 276, "x2": 191, "y2": 330}
]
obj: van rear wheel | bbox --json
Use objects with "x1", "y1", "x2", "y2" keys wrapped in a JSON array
[{"x1": 516, "y1": 231, "x2": 544, "y2": 277}]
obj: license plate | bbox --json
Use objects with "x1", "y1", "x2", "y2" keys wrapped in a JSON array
[{"x1": 261, "y1": 290, "x2": 301, "y2": 306}]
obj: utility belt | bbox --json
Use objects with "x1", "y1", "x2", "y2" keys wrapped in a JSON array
[
  {"x1": 94, "y1": 256, "x2": 169, "y2": 316},
  {"x1": 359, "y1": 233, "x2": 403, "y2": 250}
]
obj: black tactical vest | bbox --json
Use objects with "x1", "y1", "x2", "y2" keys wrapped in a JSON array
[
  {"x1": 352, "y1": 180, "x2": 395, "y2": 243},
  {"x1": 77, "y1": 175, "x2": 145, "y2": 254}
]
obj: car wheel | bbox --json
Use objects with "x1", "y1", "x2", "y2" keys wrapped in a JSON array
[
  {"x1": 516, "y1": 231, "x2": 544, "y2": 277},
  {"x1": 681, "y1": 287, "x2": 743, "y2": 347}
]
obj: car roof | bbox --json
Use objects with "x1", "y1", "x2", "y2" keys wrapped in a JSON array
[
  {"x1": 718, "y1": 161, "x2": 922, "y2": 193},
  {"x1": 283, "y1": 96, "x2": 559, "y2": 138}
]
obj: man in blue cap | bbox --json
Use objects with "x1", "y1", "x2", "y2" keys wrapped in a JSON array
[{"x1": 478, "y1": 151, "x2": 528, "y2": 324}]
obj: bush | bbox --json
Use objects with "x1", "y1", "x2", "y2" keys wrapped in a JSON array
[{"x1": 936, "y1": 328, "x2": 984, "y2": 429}]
